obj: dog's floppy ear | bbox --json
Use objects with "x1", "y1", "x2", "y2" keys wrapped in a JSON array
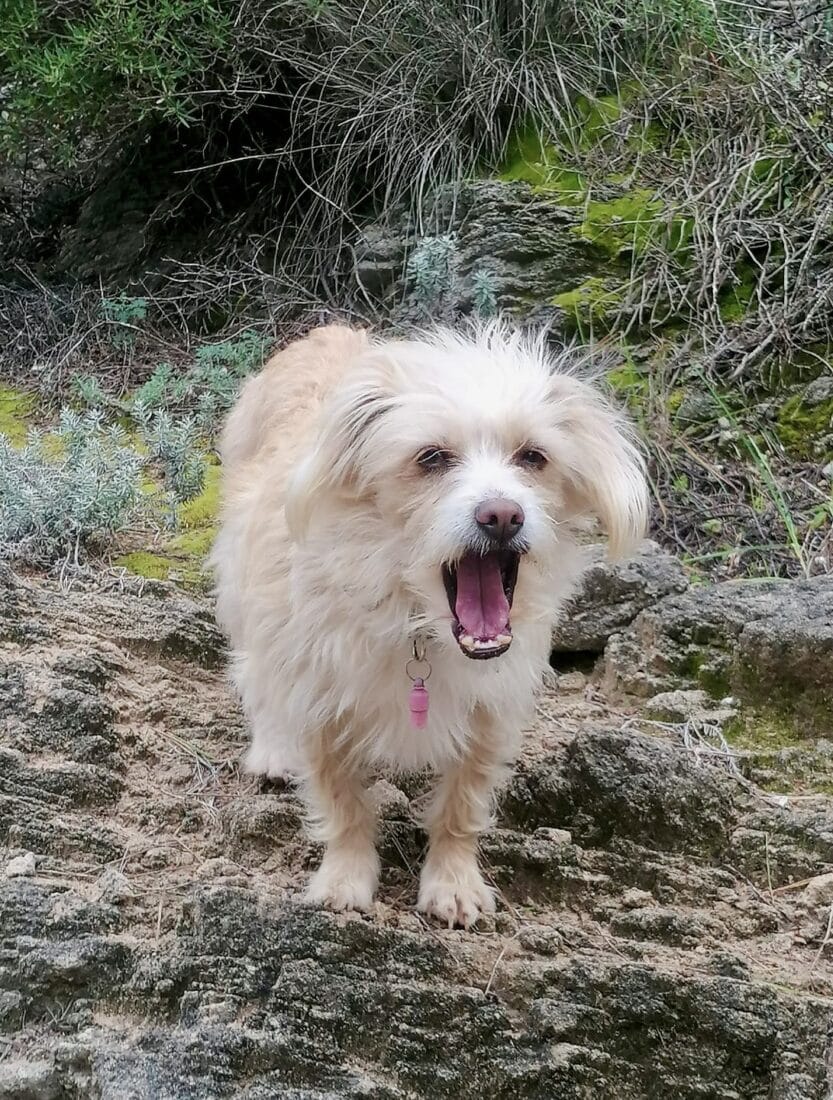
[
  {"x1": 549, "y1": 372, "x2": 649, "y2": 559},
  {"x1": 285, "y1": 354, "x2": 398, "y2": 540}
]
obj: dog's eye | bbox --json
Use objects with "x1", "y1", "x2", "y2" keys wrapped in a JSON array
[
  {"x1": 416, "y1": 447, "x2": 454, "y2": 473},
  {"x1": 515, "y1": 447, "x2": 548, "y2": 471}
]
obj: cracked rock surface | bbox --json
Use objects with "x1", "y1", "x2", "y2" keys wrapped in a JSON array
[{"x1": 1, "y1": 563, "x2": 832, "y2": 1098}]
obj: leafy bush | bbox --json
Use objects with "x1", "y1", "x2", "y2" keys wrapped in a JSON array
[
  {"x1": 73, "y1": 330, "x2": 266, "y2": 429},
  {"x1": 407, "y1": 235, "x2": 458, "y2": 315},
  {"x1": 1, "y1": 0, "x2": 232, "y2": 159},
  {"x1": 138, "y1": 409, "x2": 206, "y2": 511},
  {"x1": 101, "y1": 296, "x2": 148, "y2": 350},
  {"x1": 2, "y1": 0, "x2": 726, "y2": 308},
  {"x1": 130, "y1": 332, "x2": 266, "y2": 426},
  {"x1": 0, "y1": 410, "x2": 143, "y2": 564},
  {"x1": 0, "y1": 401, "x2": 212, "y2": 564}
]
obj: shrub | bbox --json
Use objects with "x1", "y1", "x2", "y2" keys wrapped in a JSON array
[
  {"x1": 138, "y1": 409, "x2": 206, "y2": 512},
  {"x1": 0, "y1": 410, "x2": 144, "y2": 564},
  {"x1": 0, "y1": 404, "x2": 211, "y2": 564},
  {"x1": 406, "y1": 235, "x2": 458, "y2": 316},
  {"x1": 2, "y1": 0, "x2": 726, "y2": 309},
  {"x1": 73, "y1": 331, "x2": 267, "y2": 429},
  {"x1": 101, "y1": 296, "x2": 148, "y2": 350},
  {"x1": 0, "y1": 0, "x2": 233, "y2": 159}
]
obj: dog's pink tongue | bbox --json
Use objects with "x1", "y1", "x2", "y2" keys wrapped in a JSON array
[{"x1": 455, "y1": 552, "x2": 509, "y2": 639}]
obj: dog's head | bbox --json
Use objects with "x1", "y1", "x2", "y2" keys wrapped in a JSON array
[{"x1": 286, "y1": 322, "x2": 648, "y2": 660}]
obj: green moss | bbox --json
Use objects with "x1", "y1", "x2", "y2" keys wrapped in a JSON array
[
  {"x1": 497, "y1": 126, "x2": 585, "y2": 200},
  {"x1": 675, "y1": 647, "x2": 731, "y2": 698},
  {"x1": 0, "y1": 387, "x2": 36, "y2": 446},
  {"x1": 117, "y1": 458, "x2": 219, "y2": 592},
  {"x1": 723, "y1": 709, "x2": 833, "y2": 794},
  {"x1": 114, "y1": 550, "x2": 176, "y2": 581},
  {"x1": 604, "y1": 361, "x2": 650, "y2": 413},
  {"x1": 776, "y1": 393, "x2": 833, "y2": 458},
  {"x1": 724, "y1": 711, "x2": 803, "y2": 751},
  {"x1": 718, "y1": 263, "x2": 757, "y2": 323},
  {"x1": 667, "y1": 388, "x2": 686, "y2": 415},
  {"x1": 574, "y1": 94, "x2": 621, "y2": 147},
  {"x1": 168, "y1": 527, "x2": 216, "y2": 558},
  {"x1": 115, "y1": 538, "x2": 213, "y2": 592},
  {"x1": 574, "y1": 189, "x2": 663, "y2": 257},
  {"x1": 551, "y1": 277, "x2": 623, "y2": 332},
  {"x1": 177, "y1": 459, "x2": 221, "y2": 529}
]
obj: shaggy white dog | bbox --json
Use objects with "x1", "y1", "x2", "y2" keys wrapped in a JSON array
[{"x1": 211, "y1": 321, "x2": 647, "y2": 927}]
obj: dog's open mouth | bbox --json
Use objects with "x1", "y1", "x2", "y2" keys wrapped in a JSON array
[{"x1": 442, "y1": 550, "x2": 520, "y2": 659}]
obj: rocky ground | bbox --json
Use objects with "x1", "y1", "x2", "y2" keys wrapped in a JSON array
[{"x1": 1, "y1": 546, "x2": 832, "y2": 1099}]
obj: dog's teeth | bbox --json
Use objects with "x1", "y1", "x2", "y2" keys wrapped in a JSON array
[
  {"x1": 496, "y1": 633, "x2": 512, "y2": 645},
  {"x1": 460, "y1": 634, "x2": 475, "y2": 649}
]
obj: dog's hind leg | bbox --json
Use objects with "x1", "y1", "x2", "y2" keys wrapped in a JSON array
[
  {"x1": 302, "y1": 729, "x2": 379, "y2": 912},
  {"x1": 417, "y1": 708, "x2": 510, "y2": 929}
]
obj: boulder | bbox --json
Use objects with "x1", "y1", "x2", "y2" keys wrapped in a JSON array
[{"x1": 552, "y1": 540, "x2": 689, "y2": 654}]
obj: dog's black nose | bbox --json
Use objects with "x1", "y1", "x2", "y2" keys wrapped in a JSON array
[{"x1": 475, "y1": 498, "x2": 525, "y2": 545}]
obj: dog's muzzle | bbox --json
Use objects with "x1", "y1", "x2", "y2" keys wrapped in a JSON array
[{"x1": 442, "y1": 548, "x2": 521, "y2": 659}]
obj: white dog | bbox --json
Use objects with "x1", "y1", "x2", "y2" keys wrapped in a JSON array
[{"x1": 211, "y1": 321, "x2": 647, "y2": 927}]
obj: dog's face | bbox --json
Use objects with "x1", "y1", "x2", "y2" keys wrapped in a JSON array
[{"x1": 286, "y1": 324, "x2": 647, "y2": 659}]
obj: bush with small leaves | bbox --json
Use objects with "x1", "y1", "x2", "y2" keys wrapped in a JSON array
[
  {"x1": 471, "y1": 269, "x2": 498, "y2": 319},
  {"x1": 0, "y1": 409, "x2": 143, "y2": 564},
  {"x1": 73, "y1": 331, "x2": 267, "y2": 430},
  {"x1": 137, "y1": 409, "x2": 206, "y2": 513},
  {"x1": 101, "y1": 296, "x2": 147, "y2": 350},
  {"x1": 406, "y1": 235, "x2": 458, "y2": 316}
]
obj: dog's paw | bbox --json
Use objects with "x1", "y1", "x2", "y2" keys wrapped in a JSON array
[
  {"x1": 305, "y1": 851, "x2": 379, "y2": 913},
  {"x1": 243, "y1": 740, "x2": 300, "y2": 783},
  {"x1": 417, "y1": 862, "x2": 496, "y2": 929}
]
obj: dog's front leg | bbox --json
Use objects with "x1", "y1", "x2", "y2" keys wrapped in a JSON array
[
  {"x1": 303, "y1": 731, "x2": 379, "y2": 912},
  {"x1": 417, "y1": 709, "x2": 509, "y2": 929}
]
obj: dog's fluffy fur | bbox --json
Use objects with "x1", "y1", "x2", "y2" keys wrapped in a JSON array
[{"x1": 211, "y1": 321, "x2": 647, "y2": 926}]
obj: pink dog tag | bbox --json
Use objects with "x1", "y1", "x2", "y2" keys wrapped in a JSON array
[{"x1": 409, "y1": 678, "x2": 429, "y2": 729}]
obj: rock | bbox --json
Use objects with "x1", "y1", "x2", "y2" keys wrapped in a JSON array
[
  {"x1": 369, "y1": 778, "x2": 410, "y2": 819},
  {"x1": 610, "y1": 905, "x2": 727, "y2": 947},
  {"x1": 603, "y1": 576, "x2": 833, "y2": 730},
  {"x1": 621, "y1": 888, "x2": 655, "y2": 909},
  {"x1": 556, "y1": 671, "x2": 587, "y2": 692},
  {"x1": 643, "y1": 689, "x2": 736, "y2": 726},
  {"x1": 93, "y1": 869, "x2": 134, "y2": 905},
  {"x1": 5, "y1": 852, "x2": 36, "y2": 878},
  {"x1": 0, "y1": 1061, "x2": 61, "y2": 1100},
  {"x1": 353, "y1": 179, "x2": 612, "y2": 326},
  {"x1": 552, "y1": 541, "x2": 689, "y2": 654},
  {"x1": 2, "y1": 565, "x2": 832, "y2": 1098},
  {"x1": 802, "y1": 872, "x2": 833, "y2": 910},
  {"x1": 502, "y1": 730, "x2": 737, "y2": 856}
]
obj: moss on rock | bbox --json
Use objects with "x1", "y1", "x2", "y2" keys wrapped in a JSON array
[
  {"x1": 0, "y1": 388, "x2": 36, "y2": 446},
  {"x1": 177, "y1": 460, "x2": 221, "y2": 530},
  {"x1": 551, "y1": 277, "x2": 623, "y2": 332},
  {"x1": 114, "y1": 551, "x2": 177, "y2": 582},
  {"x1": 575, "y1": 189, "x2": 663, "y2": 257},
  {"x1": 497, "y1": 127, "x2": 585, "y2": 199},
  {"x1": 776, "y1": 392, "x2": 833, "y2": 458},
  {"x1": 118, "y1": 459, "x2": 220, "y2": 591}
]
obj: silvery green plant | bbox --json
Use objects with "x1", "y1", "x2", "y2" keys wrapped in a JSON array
[
  {"x1": 0, "y1": 409, "x2": 143, "y2": 564},
  {"x1": 138, "y1": 409, "x2": 206, "y2": 512},
  {"x1": 471, "y1": 268, "x2": 498, "y2": 318},
  {"x1": 406, "y1": 234, "x2": 458, "y2": 315}
]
